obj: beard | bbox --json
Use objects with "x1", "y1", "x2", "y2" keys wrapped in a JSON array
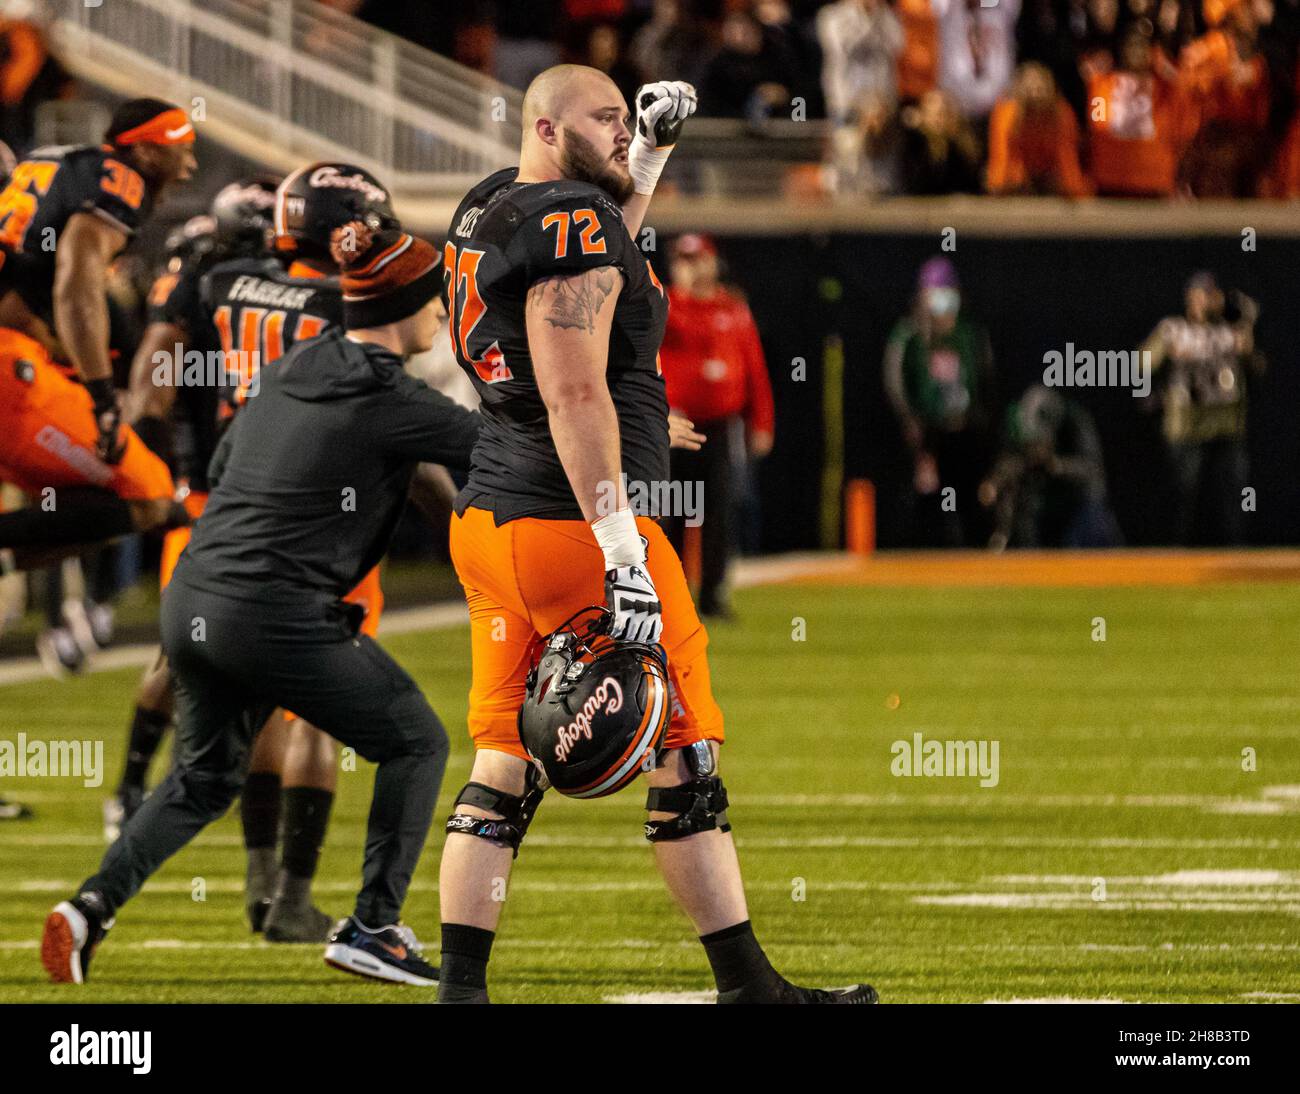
[{"x1": 559, "y1": 128, "x2": 635, "y2": 204}]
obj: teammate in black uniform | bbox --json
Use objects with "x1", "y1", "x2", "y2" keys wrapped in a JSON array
[
  {"x1": 204, "y1": 166, "x2": 393, "y2": 941},
  {"x1": 107, "y1": 166, "x2": 403, "y2": 944},
  {"x1": 435, "y1": 65, "x2": 878, "y2": 1003},
  {"x1": 104, "y1": 183, "x2": 276, "y2": 844},
  {"x1": 0, "y1": 98, "x2": 196, "y2": 561},
  {"x1": 41, "y1": 222, "x2": 479, "y2": 987}
]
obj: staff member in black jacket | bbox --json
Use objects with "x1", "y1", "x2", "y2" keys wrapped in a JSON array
[{"x1": 42, "y1": 225, "x2": 480, "y2": 988}]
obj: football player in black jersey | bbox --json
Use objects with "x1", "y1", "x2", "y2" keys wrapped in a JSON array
[
  {"x1": 435, "y1": 66, "x2": 877, "y2": 1003},
  {"x1": 43, "y1": 224, "x2": 478, "y2": 987},
  {"x1": 206, "y1": 165, "x2": 393, "y2": 941},
  {"x1": 0, "y1": 98, "x2": 196, "y2": 565},
  {"x1": 103, "y1": 182, "x2": 276, "y2": 846},
  {"x1": 106, "y1": 166, "x2": 403, "y2": 944}
]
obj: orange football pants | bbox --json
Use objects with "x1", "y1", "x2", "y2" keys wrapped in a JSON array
[
  {"x1": 449, "y1": 505, "x2": 724, "y2": 761},
  {"x1": 0, "y1": 329, "x2": 174, "y2": 502},
  {"x1": 158, "y1": 488, "x2": 210, "y2": 590}
]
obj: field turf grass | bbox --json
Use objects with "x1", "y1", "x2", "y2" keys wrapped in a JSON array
[{"x1": 1, "y1": 580, "x2": 1298, "y2": 1003}]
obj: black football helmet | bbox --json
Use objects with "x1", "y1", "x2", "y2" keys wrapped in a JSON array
[
  {"x1": 162, "y1": 214, "x2": 217, "y2": 271},
  {"x1": 273, "y1": 161, "x2": 398, "y2": 258},
  {"x1": 518, "y1": 608, "x2": 671, "y2": 799},
  {"x1": 210, "y1": 174, "x2": 279, "y2": 253}
]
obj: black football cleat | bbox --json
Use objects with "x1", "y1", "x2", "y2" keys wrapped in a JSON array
[
  {"x1": 323, "y1": 917, "x2": 439, "y2": 986},
  {"x1": 42, "y1": 893, "x2": 114, "y2": 984},
  {"x1": 245, "y1": 848, "x2": 275, "y2": 933},
  {"x1": 438, "y1": 984, "x2": 491, "y2": 1004},
  {"x1": 799, "y1": 983, "x2": 879, "y2": 1004},
  {"x1": 264, "y1": 898, "x2": 333, "y2": 943},
  {"x1": 718, "y1": 969, "x2": 880, "y2": 1004},
  {"x1": 248, "y1": 897, "x2": 273, "y2": 934}
]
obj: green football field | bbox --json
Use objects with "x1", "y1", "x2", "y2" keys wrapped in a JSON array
[{"x1": 2, "y1": 579, "x2": 1298, "y2": 1003}]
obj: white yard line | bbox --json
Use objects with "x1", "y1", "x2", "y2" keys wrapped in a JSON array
[
  {"x1": 917, "y1": 896, "x2": 1300, "y2": 913},
  {"x1": 0, "y1": 554, "x2": 846, "y2": 688},
  {"x1": 6, "y1": 832, "x2": 1300, "y2": 850},
  {"x1": 0, "y1": 601, "x2": 471, "y2": 687},
  {"x1": 986, "y1": 997, "x2": 1131, "y2": 1004},
  {"x1": 3, "y1": 939, "x2": 1297, "y2": 955},
  {"x1": 605, "y1": 991, "x2": 715, "y2": 1004},
  {"x1": 994, "y1": 870, "x2": 1299, "y2": 886},
  {"x1": 9, "y1": 790, "x2": 1300, "y2": 816}
]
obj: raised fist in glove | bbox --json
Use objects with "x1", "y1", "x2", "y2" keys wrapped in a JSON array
[
  {"x1": 605, "y1": 562, "x2": 663, "y2": 645},
  {"x1": 628, "y1": 80, "x2": 698, "y2": 195},
  {"x1": 87, "y1": 378, "x2": 125, "y2": 465}
]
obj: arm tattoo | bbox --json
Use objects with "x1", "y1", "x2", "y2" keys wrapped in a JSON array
[{"x1": 529, "y1": 268, "x2": 618, "y2": 334}]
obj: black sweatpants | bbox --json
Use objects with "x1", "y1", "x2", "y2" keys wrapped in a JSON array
[
  {"x1": 82, "y1": 577, "x2": 449, "y2": 926},
  {"x1": 664, "y1": 417, "x2": 735, "y2": 616}
]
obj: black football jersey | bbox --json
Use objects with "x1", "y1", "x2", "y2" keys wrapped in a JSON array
[
  {"x1": 144, "y1": 250, "x2": 226, "y2": 492},
  {"x1": 445, "y1": 167, "x2": 670, "y2": 523},
  {"x1": 0, "y1": 144, "x2": 151, "y2": 327},
  {"x1": 198, "y1": 255, "x2": 343, "y2": 422}
]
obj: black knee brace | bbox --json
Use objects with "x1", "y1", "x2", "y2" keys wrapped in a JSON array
[
  {"x1": 643, "y1": 742, "x2": 730, "y2": 842},
  {"x1": 445, "y1": 774, "x2": 544, "y2": 857}
]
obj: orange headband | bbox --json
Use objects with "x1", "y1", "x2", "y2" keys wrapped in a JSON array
[{"x1": 114, "y1": 108, "x2": 195, "y2": 146}]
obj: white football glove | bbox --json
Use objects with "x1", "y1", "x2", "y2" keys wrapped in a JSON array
[
  {"x1": 628, "y1": 80, "x2": 698, "y2": 196},
  {"x1": 592, "y1": 507, "x2": 662, "y2": 644},
  {"x1": 605, "y1": 563, "x2": 663, "y2": 645}
]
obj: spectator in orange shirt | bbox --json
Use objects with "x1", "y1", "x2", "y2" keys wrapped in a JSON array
[
  {"x1": 987, "y1": 62, "x2": 1092, "y2": 195},
  {"x1": 1177, "y1": 0, "x2": 1271, "y2": 194},
  {"x1": 0, "y1": 15, "x2": 71, "y2": 150},
  {"x1": 1087, "y1": 29, "x2": 1192, "y2": 197},
  {"x1": 1264, "y1": 49, "x2": 1300, "y2": 196},
  {"x1": 1181, "y1": 0, "x2": 1271, "y2": 131},
  {"x1": 659, "y1": 233, "x2": 775, "y2": 619},
  {"x1": 895, "y1": 0, "x2": 938, "y2": 103}
]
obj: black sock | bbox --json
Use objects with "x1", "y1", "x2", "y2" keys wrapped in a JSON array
[
  {"x1": 279, "y1": 786, "x2": 333, "y2": 879},
  {"x1": 700, "y1": 920, "x2": 776, "y2": 993},
  {"x1": 43, "y1": 563, "x2": 63, "y2": 628},
  {"x1": 89, "y1": 544, "x2": 121, "y2": 603},
  {"x1": 119, "y1": 706, "x2": 171, "y2": 791},
  {"x1": 0, "y1": 491, "x2": 136, "y2": 549},
  {"x1": 240, "y1": 772, "x2": 282, "y2": 850},
  {"x1": 440, "y1": 923, "x2": 495, "y2": 993}
]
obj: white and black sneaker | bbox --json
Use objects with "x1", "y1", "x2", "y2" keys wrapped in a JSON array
[
  {"x1": 42, "y1": 892, "x2": 114, "y2": 983},
  {"x1": 86, "y1": 601, "x2": 115, "y2": 649},
  {"x1": 0, "y1": 796, "x2": 32, "y2": 820},
  {"x1": 102, "y1": 784, "x2": 145, "y2": 843},
  {"x1": 323, "y1": 917, "x2": 438, "y2": 986},
  {"x1": 36, "y1": 626, "x2": 85, "y2": 677}
]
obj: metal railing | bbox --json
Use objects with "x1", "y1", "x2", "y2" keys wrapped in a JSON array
[{"x1": 49, "y1": 0, "x2": 522, "y2": 199}]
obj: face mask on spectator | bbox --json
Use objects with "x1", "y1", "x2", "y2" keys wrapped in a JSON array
[{"x1": 927, "y1": 287, "x2": 960, "y2": 317}]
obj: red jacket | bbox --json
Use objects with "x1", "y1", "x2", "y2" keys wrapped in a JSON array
[{"x1": 660, "y1": 286, "x2": 775, "y2": 434}]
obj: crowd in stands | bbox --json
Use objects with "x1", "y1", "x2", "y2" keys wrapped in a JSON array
[
  {"x1": 335, "y1": 0, "x2": 1300, "y2": 199},
  {"x1": 0, "y1": 8, "x2": 71, "y2": 158}
]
